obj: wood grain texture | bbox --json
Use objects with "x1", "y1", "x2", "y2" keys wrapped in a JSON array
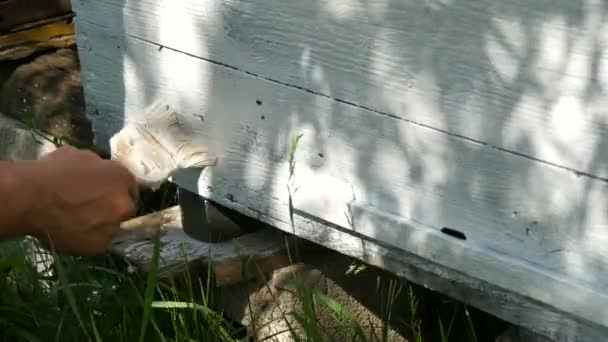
[
  {"x1": 110, "y1": 205, "x2": 293, "y2": 285},
  {"x1": 73, "y1": 21, "x2": 608, "y2": 338},
  {"x1": 73, "y1": 0, "x2": 608, "y2": 179},
  {"x1": 0, "y1": 110, "x2": 595, "y2": 342},
  {"x1": 0, "y1": 0, "x2": 72, "y2": 32}
]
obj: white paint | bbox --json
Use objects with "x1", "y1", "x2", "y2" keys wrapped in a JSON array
[
  {"x1": 74, "y1": 0, "x2": 608, "y2": 178},
  {"x1": 583, "y1": 185, "x2": 608, "y2": 246},
  {"x1": 110, "y1": 195, "x2": 608, "y2": 341},
  {"x1": 122, "y1": 54, "x2": 147, "y2": 122},
  {"x1": 323, "y1": 0, "x2": 359, "y2": 21},
  {"x1": 491, "y1": 16, "x2": 527, "y2": 60},
  {"x1": 535, "y1": 15, "x2": 568, "y2": 85},
  {"x1": 73, "y1": 0, "x2": 608, "y2": 337},
  {"x1": 292, "y1": 170, "x2": 355, "y2": 229},
  {"x1": 550, "y1": 96, "x2": 586, "y2": 144},
  {"x1": 76, "y1": 22, "x2": 608, "y2": 282},
  {"x1": 485, "y1": 16, "x2": 527, "y2": 85},
  {"x1": 425, "y1": 0, "x2": 453, "y2": 11},
  {"x1": 486, "y1": 37, "x2": 519, "y2": 83}
]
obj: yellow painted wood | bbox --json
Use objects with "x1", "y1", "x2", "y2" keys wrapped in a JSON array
[{"x1": 0, "y1": 21, "x2": 75, "y2": 60}]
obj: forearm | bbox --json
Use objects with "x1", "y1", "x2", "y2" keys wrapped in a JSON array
[
  {"x1": 0, "y1": 160, "x2": 38, "y2": 240},
  {"x1": 0, "y1": 147, "x2": 137, "y2": 256}
]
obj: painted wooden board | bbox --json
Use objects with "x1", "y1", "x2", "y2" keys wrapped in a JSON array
[
  {"x1": 0, "y1": 21, "x2": 75, "y2": 62},
  {"x1": 72, "y1": 19, "x2": 608, "y2": 339},
  {"x1": 0, "y1": 0, "x2": 71, "y2": 32},
  {"x1": 73, "y1": 0, "x2": 608, "y2": 180},
  {"x1": 3, "y1": 105, "x2": 598, "y2": 340}
]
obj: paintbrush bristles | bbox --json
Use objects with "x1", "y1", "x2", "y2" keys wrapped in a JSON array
[{"x1": 110, "y1": 110, "x2": 216, "y2": 189}]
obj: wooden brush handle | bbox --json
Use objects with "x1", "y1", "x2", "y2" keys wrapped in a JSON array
[
  {"x1": 119, "y1": 211, "x2": 169, "y2": 231},
  {"x1": 112, "y1": 207, "x2": 181, "y2": 245}
]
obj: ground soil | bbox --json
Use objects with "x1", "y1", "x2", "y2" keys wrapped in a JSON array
[{"x1": 0, "y1": 47, "x2": 93, "y2": 148}]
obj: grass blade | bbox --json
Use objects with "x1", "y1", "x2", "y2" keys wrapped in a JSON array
[
  {"x1": 53, "y1": 254, "x2": 91, "y2": 341},
  {"x1": 465, "y1": 306, "x2": 478, "y2": 342},
  {"x1": 138, "y1": 234, "x2": 161, "y2": 342},
  {"x1": 90, "y1": 311, "x2": 102, "y2": 342},
  {"x1": 438, "y1": 305, "x2": 458, "y2": 342},
  {"x1": 313, "y1": 289, "x2": 368, "y2": 341},
  {"x1": 151, "y1": 301, "x2": 235, "y2": 341}
]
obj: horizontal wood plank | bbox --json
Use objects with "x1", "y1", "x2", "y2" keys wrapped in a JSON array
[
  {"x1": 3, "y1": 111, "x2": 592, "y2": 340},
  {"x1": 73, "y1": 0, "x2": 608, "y2": 179},
  {"x1": 111, "y1": 206, "x2": 294, "y2": 285},
  {"x1": 74, "y1": 21, "x2": 608, "y2": 335},
  {"x1": 0, "y1": 115, "x2": 291, "y2": 286},
  {"x1": 0, "y1": 108, "x2": 602, "y2": 339},
  {"x1": 0, "y1": 0, "x2": 72, "y2": 32},
  {"x1": 0, "y1": 21, "x2": 75, "y2": 61}
]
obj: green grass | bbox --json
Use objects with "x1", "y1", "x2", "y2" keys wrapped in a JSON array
[
  {"x1": 0, "y1": 231, "x2": 509, "y2": 342},
  {"x1": 0, "y1": 236, "x2": 245, "y2": 342},
  {"x1": 1, "y1": 122, "x2": 500, "y2": 342},
  {"x1": 0, "y1": 178, "x2": 506, "y2": 342},
  {"x1": 0, "y1": 123, "x2": 507, "y2": 341}
]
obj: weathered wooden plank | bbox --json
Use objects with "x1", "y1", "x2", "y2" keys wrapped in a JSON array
[
  {"x1": 0, "y1": 0, "x2": 72, "y2": 32},
  {"x1": 111, "y1": 205, "x2": 295, "y2": 285},
  {"x1": 0, "y1": 21, "x2": 75, "y2": 62},
  {"x1": 497, "y1": 326, "x2": 555, "y2": 342},
  {"x1": 73, "y1": 0, "x2": 608, "y2": 179},
  {"x1": 192, "y1": 182, "x2": 608, "y2": 342},
  {"x1": 1, "y1": 108, "x2": 598, "y2": 340},
  {"x1": 73, "y1": 21, "x2": 608, "y2": 338},
  {"x1": 0, "y1": 113, "x2": 292, "y2": 286}
]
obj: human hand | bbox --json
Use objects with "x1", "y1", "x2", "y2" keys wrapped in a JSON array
[{"x1": 24, "y1": 146, "x2": 139, "y2": 256}]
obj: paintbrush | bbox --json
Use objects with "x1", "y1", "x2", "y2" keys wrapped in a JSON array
[{"x1": 109, "y1": 104, "x2": 216, "y2": 234}]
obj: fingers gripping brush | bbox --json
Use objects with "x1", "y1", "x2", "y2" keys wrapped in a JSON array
[{"x1": 108, "y1": 106, "x2": 216, "y2": 236}]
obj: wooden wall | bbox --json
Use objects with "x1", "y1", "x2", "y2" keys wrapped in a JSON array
[
  {"x1": 0, "y1": 0, "x2": 72, "y2": 32},
  {"x1": 71, "y1": 0, "x2": 608, "y2": 339}
]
